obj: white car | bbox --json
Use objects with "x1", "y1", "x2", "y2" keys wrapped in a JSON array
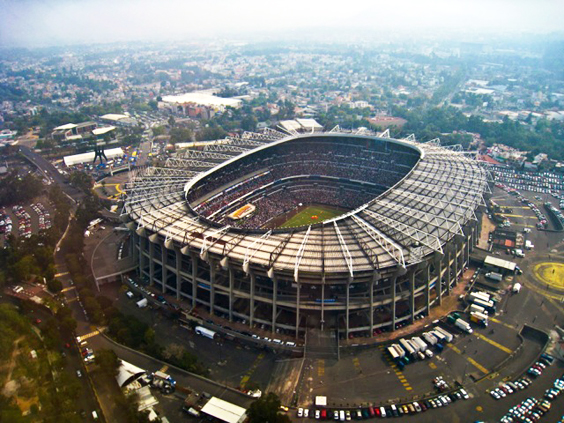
[
  {"x1": 297, "y1": 407, "x2": 303, "y2": 417},
  {"x1": 490, "y1": 390, "x2": 500, "y2": 400}
]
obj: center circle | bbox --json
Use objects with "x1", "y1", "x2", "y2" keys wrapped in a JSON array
[{"x1": 532, "y1": 262, "x2": 564, "y2": 290}]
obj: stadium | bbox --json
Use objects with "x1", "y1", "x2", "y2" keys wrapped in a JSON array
[{"x1": 122, "y1": 129, "x2": 489, "y2": 339}]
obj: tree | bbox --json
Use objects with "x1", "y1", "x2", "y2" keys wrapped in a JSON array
[
  {"x1": 169, "y1": 127, "x2": 193, "y2": 144},
  {"x1": 247, "y1": 393, "x2": 290, "y2": 423},
  {"x1": 47, "y1": 278, "x2": 62, "y2": 293},
  {"x1": 95, "y1": 348, "x2": 120, "y2": 377},
  {"x1": 152, "y1": 126, "x2": 166, "y2": 137}
]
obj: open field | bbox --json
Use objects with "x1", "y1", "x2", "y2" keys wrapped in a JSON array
[{"x1": 279, "y1": 205, "x2": 344, "y2": 228}]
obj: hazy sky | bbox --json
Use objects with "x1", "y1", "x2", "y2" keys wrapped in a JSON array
[{"x1": 1, "y1": 0, "x2": 563, "y2": 48}]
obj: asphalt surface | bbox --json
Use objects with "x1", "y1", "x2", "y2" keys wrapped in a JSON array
[{"x1": 19, "y1": 145, "x2": 85, "y2": 202}]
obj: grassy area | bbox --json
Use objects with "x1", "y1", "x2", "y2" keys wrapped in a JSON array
[{"x1": 279, "y1": 205, "x2": 344, "y2": 228}]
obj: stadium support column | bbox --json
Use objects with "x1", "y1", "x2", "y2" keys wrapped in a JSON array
[
  {"x1": 149, "y1": 241, "x2": 155, "y2": 287},
  {"x1": 191, "y1": 253, "x2": 198, "y2": 308},
  {"x1": 320, "y1": 280, "x2": 325, "y2": 332},
  {"x1": 425, "y1": 264, "x2": 431, "y2": 314},
  {"x1": 209, "y1": 262, "x2": 215, "y2": 316},
  {"x1": 453, "y1": 240, "x2": 460, "y2": 284},
  {"x1": 161, "y1": 245, "x2": 167, "y2": 294},
  {"x1": 436, "y1": 258, "x2": 443, "y2": 306},
  {"x1": 391, "y1": 276, "x2": 397, "y2": 331},
  {"x1": 250, "y1": 272, "x2": 256, "y2": 328},
  {"x1": 271, "y1": 276, "x2": 277, "y2": 334},
  {"x1": 229, "y1": 267, "x2": 234, "y2": 322},
  {"x1": 345, "y1": 280, "x2": 350, "y2": 339},
  {"x1": 409, "y1": 270, "x2": 416, "y2": 323},
  {"x1": 369, "y1": 275, "x2": 376, "y2": 336},
  {"x1": 175, "y1": 247, "x2": 181, "y2": 300},
  {"x1": 463, "y1": 225, "x2": 472, "y2": 265},
  {"x1": 295, "y1": 281, "x2": 301, "y2": 339},
  {"x1": 132, "y1": 232, "x2": 139, "y2": 264},
  {"x1": 446, "y1": 247, "x2": 452, "y2": 296},
  {"x1": 138, "y1": 236, "x2": 145, "y2": 278}
]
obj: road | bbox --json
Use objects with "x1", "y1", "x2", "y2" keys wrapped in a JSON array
[{"x1": 19, "y1": 145, "x2": 85, "y2": 202}]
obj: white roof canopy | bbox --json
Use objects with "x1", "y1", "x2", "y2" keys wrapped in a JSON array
[
  {"x1": 200, "y1": 397, "x2": 247, "y2": 423},
  {"x1": 64, "y1": 147, "x2": 124, "y2": 166},
  {"x1": 484, "y1": 255, "x2": 516, "y2": 272}
]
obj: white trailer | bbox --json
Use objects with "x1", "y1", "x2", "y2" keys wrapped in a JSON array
[
  {"x1": 392, "y1": 344, "x2": 405, "y2": 358},
  {"x1": 195, "y1": 326, "x2": 216, "y2": 340},
  {"x1": 422, "y1": 332, "x2": 437, "y2": 346},
  {"x1": 470, "y1": 303, "x2": 487, "y2": 315},
  {"x1": 387, "y1": 346, "x2": 400, "y2": 360},
  {"x1": 411, "y1": 337, "x2": 428, "y2": 352},
  {"x1": 399, "y1": 338, "x2": 416, "y2": 357},
  {"x1": 434, "y1": 326, "x2": 454, "y2": 342},
  {"x1": 407, "y1": 339, "x2": 420, "y2": 353},
  {"x1": 470, "y1": 291, "x2": 491, "y2": 303},
  {"x1": 430, "y1": 330, "x2": 446, "y2": 343},
  {"x1": 472, "y1": 297, "x2": 496, "y2": 312}
]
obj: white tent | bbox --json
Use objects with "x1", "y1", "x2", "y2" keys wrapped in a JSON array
[
  {"x1": 200, "y1": 397, "x2": 247, "y2": 423},
  {"x1": 64, "y1": 147, "x2": 124, "y2": 167},
  {"x1": 116, "y1": 359, "x2": 146, "y2": 388}
]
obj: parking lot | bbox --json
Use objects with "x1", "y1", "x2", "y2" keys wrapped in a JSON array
[{"x1": 0, "y1": 197, "x2": 53, "y2": 245}]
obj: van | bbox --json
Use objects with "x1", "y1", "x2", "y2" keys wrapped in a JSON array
[
  {"x1": 92, "y1": 411, "x2": 98, "y2": 420},
  {"x1": 126, "y1": 291, "x2": 134, "y2": 298},
  {"x1": 380, "y1": 407, "x2": 386, "y2": 418},
  {"x1": 339, "y1": 410, "x2": 345, "y2": 421}
]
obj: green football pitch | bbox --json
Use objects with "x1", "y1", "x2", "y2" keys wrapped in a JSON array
[{"x1": 279, "y1": 205, "x2": 344, "y2": 228}]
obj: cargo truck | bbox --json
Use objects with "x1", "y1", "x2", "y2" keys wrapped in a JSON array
[
  {"x1": 470, "y1": 304, "x2": 487, "y2": 315},
  {"x1": 472, "y1": 297, "x2": 496, "y2": 313},
  {"x1": 405, "y1": 339, "x2": 419, "y2": 353},
  {"x1": 454, "y1": 318, "x2": 473, "y2": 334},
  {"x1": 422, "y1": 332, "x2": 437, "y2": 346},
  {"x1": 434, "y1": 326, "x2": 454, "y2": 342},
  {"x1": 430, "y1": 330, "x2": 446, "y2": 343},
  {"x1": 469, "y1": 291, "x2": 491, "y2": 303},
  {"x1": 399, "y1": 338, "x2": 416, "y2": 358},
  {"x1": 391, "y1": 344, "x2": 405, "y2": 358},
  {"x1": 411, "y1": 337, "x2": 427, "y2": 352},
  {"x1": 470, "y1": 311, "x2": 488, "y2": 327},
  {"x1": 388, "y1": 346, "x2": 400, "y2": 360}
]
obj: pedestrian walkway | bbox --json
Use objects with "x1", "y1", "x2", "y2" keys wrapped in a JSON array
[{"x1": 78, "y1": 327, "x2": 106, "y2": 342}]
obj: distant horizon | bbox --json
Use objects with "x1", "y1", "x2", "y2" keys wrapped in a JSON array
[
  {"x1": 1, "y1": 28, "x2": 564, "y2": 52},
  {"x1": 1, "y1": 0, "x2": 564, "y2": 49}
]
